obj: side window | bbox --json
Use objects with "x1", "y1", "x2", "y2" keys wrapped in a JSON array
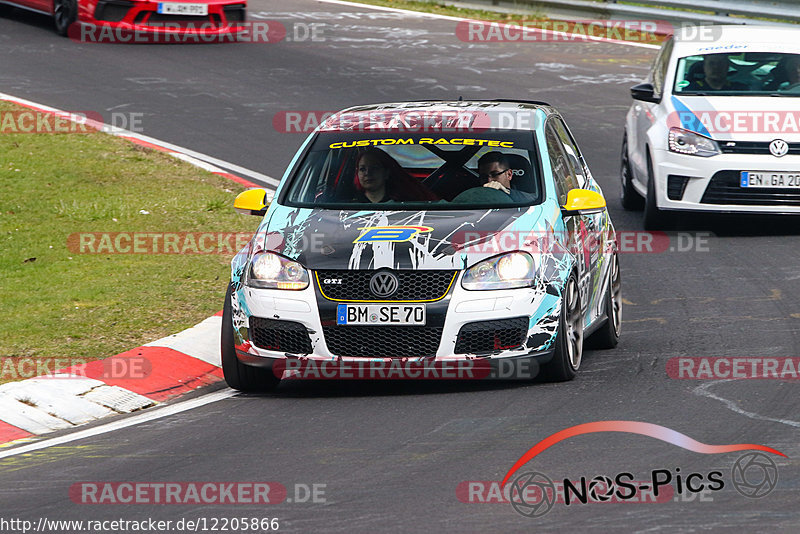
[
  {"x1": 551, "y1": 118, "x2": 586, "y2": 188},
  {"x1": 651, "y1": 37, "x2": 674, "y2": 96},
  {"x1": 545, "y1": 121, "x2": 579, "y2": 205}
]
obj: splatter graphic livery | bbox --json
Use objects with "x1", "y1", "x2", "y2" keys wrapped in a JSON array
[{"x1": 222, "y1": 101, "x2": 621, "y2": 390}]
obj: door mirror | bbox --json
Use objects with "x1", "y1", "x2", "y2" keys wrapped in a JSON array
[
  {"x1": 630, "y1": 82, "x2": 660, "y2": 103},
  {"x1": 561, "y1": 189, "x2": 606, "y2": 216},
  {"x1": 234, "y1": 188, "x2": 269, "y2": 216}
]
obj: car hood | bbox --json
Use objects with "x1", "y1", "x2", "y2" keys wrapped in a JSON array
[
  {"x1": 253, "y1": 204, "x2": 548, "y2": 271},
  {"x1": 670, "y1": 95, "x2": 800, "y2": 142}
]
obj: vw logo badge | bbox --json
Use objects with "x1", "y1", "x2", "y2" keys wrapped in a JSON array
[
  {"x1": 369, "y1": 272, "x2": 399, "y2": 298},
  {"x1": 769, "y1": 139, "x2": 789, "y2": 157}
]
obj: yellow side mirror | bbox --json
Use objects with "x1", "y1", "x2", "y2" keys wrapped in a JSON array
[
  {"x1": 234, "y1": 189, "x2": 269, "y2": 216},
  {"x1": 561, "y1": 189, "x2": 606, "y2": 216}
]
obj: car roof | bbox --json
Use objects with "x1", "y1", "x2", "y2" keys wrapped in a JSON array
[
  {"x1": 673, "y1": 24, "x2": 800, "y2": 56},
  {"x1": 318, "y1": 100, "x2": 558, "y2": 132}
]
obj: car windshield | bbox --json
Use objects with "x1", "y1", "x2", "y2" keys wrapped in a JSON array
[
  {"x1": 282, "y1": 130, "x2": 542, "y2": 210},
  {"x1": 674, "y1": 52, "x2": 800, "y2": 96}
]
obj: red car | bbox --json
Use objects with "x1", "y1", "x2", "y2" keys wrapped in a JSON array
[{"x1": 1, "y1": 0, "x2": 246, "y2": 40}]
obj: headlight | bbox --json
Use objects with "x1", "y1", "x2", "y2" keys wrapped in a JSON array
[
  {"x1": 247, "y1": 252, "x2": 309, "y2": 290},
  {"x1": 462, "y1": 252, "x2": 536, "y2": 291},
  {"x1": 668, "y1": 127, "x2": 720, "y2": 157}
]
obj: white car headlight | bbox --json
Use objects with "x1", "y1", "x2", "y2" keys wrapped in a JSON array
[
  {"x1": 247, "y1": 252, "x2": 309, "y2": 290},
  {"x1": 462, "y1": 252, "x2": 536, "y2": 291},
  {"x1": 668, "y1": 127, "x2": 720, "y2": 157}
]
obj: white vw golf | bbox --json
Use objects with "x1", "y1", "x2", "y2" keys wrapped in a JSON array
[{"x1": 622, "y1": 25, "x2": 800, "y2": 229}]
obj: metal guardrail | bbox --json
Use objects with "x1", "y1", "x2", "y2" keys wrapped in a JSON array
[{"x1": 431, "y1": 0, "x2": 800, "y2": 26}]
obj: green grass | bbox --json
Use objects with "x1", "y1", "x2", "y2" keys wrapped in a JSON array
[{"x1": 0, "y1": 101, "x2": 258, "y2": 382}]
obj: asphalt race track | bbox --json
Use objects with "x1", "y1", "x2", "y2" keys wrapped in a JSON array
[{"x1": 2, "y1": 0, "x2": 800, "y2": 531}]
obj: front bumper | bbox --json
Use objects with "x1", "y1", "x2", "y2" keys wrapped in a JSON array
[
  {"x1": 76, "y1": 0, "x2": 248, "y2": 42},
  {"x1": 230, "y1": 272, "x2": 562, "y2": 366},
  {"x1": 653, "y1": 149, "x2": 800, "y2": 214}
]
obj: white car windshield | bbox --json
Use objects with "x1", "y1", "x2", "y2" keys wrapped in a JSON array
[{"x1": 674, "y1": 52, "x2": 800, "y2": 96}]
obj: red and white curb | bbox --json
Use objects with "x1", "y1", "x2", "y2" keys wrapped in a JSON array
[
  {"x1": 0, "y1": 316, "x2": 226, "y2": 446},
  {"x1": 0, "y1": 93, "x2": 278, "y2": 447}
]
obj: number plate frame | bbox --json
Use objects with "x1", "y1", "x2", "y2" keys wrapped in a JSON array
[
  {"x1": 157, "y1": 3, "x2": 209, "y2": 16},
  {"x1": 740, "y1": 171, "x2": 800, "y2": 189},
  {"x1": 336, "y1": 304, "x2": 426, "y2": 326}
]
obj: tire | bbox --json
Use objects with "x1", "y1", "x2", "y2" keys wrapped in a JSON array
[
  {"x1": 586, "y1": 253, "x2": 621, "y2": 349},
  {"x1": 221, "y1": 283, "x2": 280, "y2": 392},
  {"x1": 620, "y1": 134, "x2": 644, "y2": 211},
  {"x1": 53, "y1": 0, "x2": 77, "y2": 36},
  {"x1": 643, "y1": 152, "x2": 672, "y2": 231},
  {"x1": 541, "y1": 273, "x2": 583, "y2": 382}
]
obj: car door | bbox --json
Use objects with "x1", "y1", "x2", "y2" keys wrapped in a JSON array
[
  {"x1": 550, "y1": 117, "x2": 607, "y2": 323},
  {"x1": 631, "y1": 36, "x2": 674, "y2": 183},
  {"x1": 545, "y1": 119, "x2": 595, "y2": 321}
]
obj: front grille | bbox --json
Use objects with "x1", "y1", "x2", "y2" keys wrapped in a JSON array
[
  {"x1": 316, "y1": 270, "x2": 456, "y2": 302},
  {"x1": 667, "y1": 175, "x2": 691, "y2": 200},
  {"x1": 322, "y1": 326, "x2": 442, "y2": 358},
  {"x1": 719, "y1": 141, "x2": 800, "y2": 155},
  {"x1": 250, "y1": 317, "x2": 312, "y2": 354},
  {"x1": 454, "y1": 317, "x2": 529, "y2": 354},
  {"x1": 701, "y1": 171, "x2": 800, "y2": 206},
  {"x1": 94, "y1": 0, "x2": 133, "y2": 22}
]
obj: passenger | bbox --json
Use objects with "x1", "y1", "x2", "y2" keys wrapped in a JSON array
[
  {"x1": 353, "y1": 148, "x2": 438, "y2": 203},
  {"x1": 685, "y1": 55, "x2": 748, "y2": 91},
  {"x1": 477, "y1": 152, "x2": 536, "y2": 203}
]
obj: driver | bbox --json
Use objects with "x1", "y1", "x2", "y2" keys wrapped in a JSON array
[
  {"x1": 686, "y1": 54, "x2": 748, "y2": 91},
  {"x1": 477, "y1": 152, "x2": 536, "y2": 202}
]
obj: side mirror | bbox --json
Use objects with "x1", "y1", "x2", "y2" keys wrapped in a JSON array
[
  {"x1": 630, "y1": 82, "x2": 660, "y2": 103},
  {"x1": 234, "y1": 188, "x2": 269, "y2": 216},
  {"x1": 561, "y1": 189, "x2": 606, "y2": 217}
]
